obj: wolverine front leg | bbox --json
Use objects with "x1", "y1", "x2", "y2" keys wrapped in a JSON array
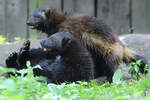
[{"x1": 17, "y1": 40, "x2": 31, "y2": 69}]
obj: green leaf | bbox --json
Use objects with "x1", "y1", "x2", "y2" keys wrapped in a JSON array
[
  {"x1": 3, "y1": 79, "x2": 16, "y2": 91},
  {"x1": 26, "y1": 61, "x2": 31, "y2": 68},
  {"x1": 112, "y1": 69, "x2": 122, "y2": 83},
  {"x1": 47, "y1": 84, "x2": 64, "y2": 96},
  {"x1": 144, "y1": 64, "x2": 149, "y2": 73},
  {"x1": 128, "y1": 67, "x2": 134, "y2": 74},
  {"x1": 134, "y1": 66, "x2": 139, "y2": 73},
  {"x1": 0, "y1": 67, "x2": 16, "y2": 75},
  {"x1": 136, "y1": 60, "x2": 141, "y2": 66},
  {"x1": 33, "y1": 65, "x2": 42, "y2": 70}
]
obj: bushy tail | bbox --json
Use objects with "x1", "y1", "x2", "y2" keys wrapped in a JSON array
[{"x1": 123, "y1": 48, "x2": 149, "y2": 74}]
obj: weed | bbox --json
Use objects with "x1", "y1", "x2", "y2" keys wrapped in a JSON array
[
  {"x1": 0, "y1": 61, "x2": 150, "y2": 100},
  {"x1": 128, "y1": 60, "x2": 148, "y2": 80}
]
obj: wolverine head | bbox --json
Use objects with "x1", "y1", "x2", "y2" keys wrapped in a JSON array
[
  {"x1": 26, "y1": 8, "x2": 60, "y2": 35},
  {"x1": 40, "y1": 32, "x2": 77, "y2": 54}
]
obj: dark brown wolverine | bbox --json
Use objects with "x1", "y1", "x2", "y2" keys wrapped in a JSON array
[{"x1": 26, "y1": 8, "x2": 148, "y2": 82}]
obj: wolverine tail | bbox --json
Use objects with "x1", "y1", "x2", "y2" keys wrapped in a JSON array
[{"x1": 123, "y1": 48, "x2": 149, "y2": 74}]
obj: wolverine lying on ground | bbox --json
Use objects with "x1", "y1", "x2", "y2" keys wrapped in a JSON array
[{"x1": 6, "y1": 32, "x2": 94, "y2": 83}]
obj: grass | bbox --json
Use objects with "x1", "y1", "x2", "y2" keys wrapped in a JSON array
[{"x1": 0, "y1": 61, "x2": 150, "y2": 100}]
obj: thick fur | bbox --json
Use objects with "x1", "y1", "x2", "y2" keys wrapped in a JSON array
[
  {"x1": 27, "y1": 8, "x2": 148, "y2": 82},
  {"x1": 40, "y1": 32, "x2": 94, "y2": 83},
  {"x1": 6, "y1": 40, "x2": 57, "y2": 76},
  {"x1": 6, "y1": 32, "x2": 94, "y2": 83}
]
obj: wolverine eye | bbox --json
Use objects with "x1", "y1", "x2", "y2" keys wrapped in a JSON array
[
  {"x1": 35, "y1": 12, "x2": 46, "y2": 19},
  {"x1": 34, "y1": 15, "x2": 42, "y2": 18}
]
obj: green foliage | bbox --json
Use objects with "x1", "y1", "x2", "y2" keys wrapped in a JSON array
[
  {"x1": 14, "y1": 34, "x2": 39, "y2": 42},
  {"x1": 0, "y1": 34, "x2": 39, "y2": 44},
  {"x1": 0, "y1": 67, "x2": 16, "y2": 75},
  {"x1": 112, "y1": 69, "x2": 122, "y2": 83},
  {"x1": 0, "y1": 35, "x2": 8, "y2": 44},
  {"x1": 128, "y1": 60, "x2": 148, "y2": 80},
  {"x1": 14, "y1": 37, "x2": 25, "y2": 42},
  {"x1": 0, "y1": 61, "x2": 48, "y2": 100},
  {"x1": 29, "y1": 34, "x2": 39, "y2": 41},
  {"x1": 0, "y1": 61, "x2": 150, "y2": 100}
]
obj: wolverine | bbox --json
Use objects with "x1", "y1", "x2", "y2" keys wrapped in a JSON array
[
  {"x1": 26, "y1": 8, "x2": 148, "y2": 82},
  {"x1": 6, "y1": 32, "x2": 94, "y2": 83}
]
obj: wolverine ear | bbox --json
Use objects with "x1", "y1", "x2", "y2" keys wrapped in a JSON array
[
  {"x1": 45, "y1": 8, "x2": 51, "y2": 17},
  {"x1": 62, "y1": 37, "x2": 71, "y2": 47}
]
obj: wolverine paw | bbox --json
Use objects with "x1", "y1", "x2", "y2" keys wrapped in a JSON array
[
  {"x1": 18, "y1": 40, "x2": 30, "y2": 56},
  {"x1": 23, "y1": 40, "x2": 30, "y2": 50},
  {"x1": 6, "y1": 52, "x2": 18, "y2": 68},
  {"x1": 20, "y1": 40, "x2": 30, "y2": 53},
  {"x1": 17, "y1": 40, "x2": 31, "y2": 67}
]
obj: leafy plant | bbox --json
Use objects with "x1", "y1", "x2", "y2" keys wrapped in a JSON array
[
  {"x1": 0, "y1": 61, "x2": 150, "y2": 100},
  {"x1": 128, "y1": 60, "x2": 148, "y2": 80}
]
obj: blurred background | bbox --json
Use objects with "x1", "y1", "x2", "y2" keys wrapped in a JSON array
[{"x1": 0, "y1": 0, "x2": 149, "y2": 41}]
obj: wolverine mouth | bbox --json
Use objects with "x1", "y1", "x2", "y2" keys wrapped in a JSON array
[
  {"x1": 28, "y1": 24, "x2": 39, "y2": 29},
  {"x1": 26, "y1": 21, "x2": 40, "y2": 29}
]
